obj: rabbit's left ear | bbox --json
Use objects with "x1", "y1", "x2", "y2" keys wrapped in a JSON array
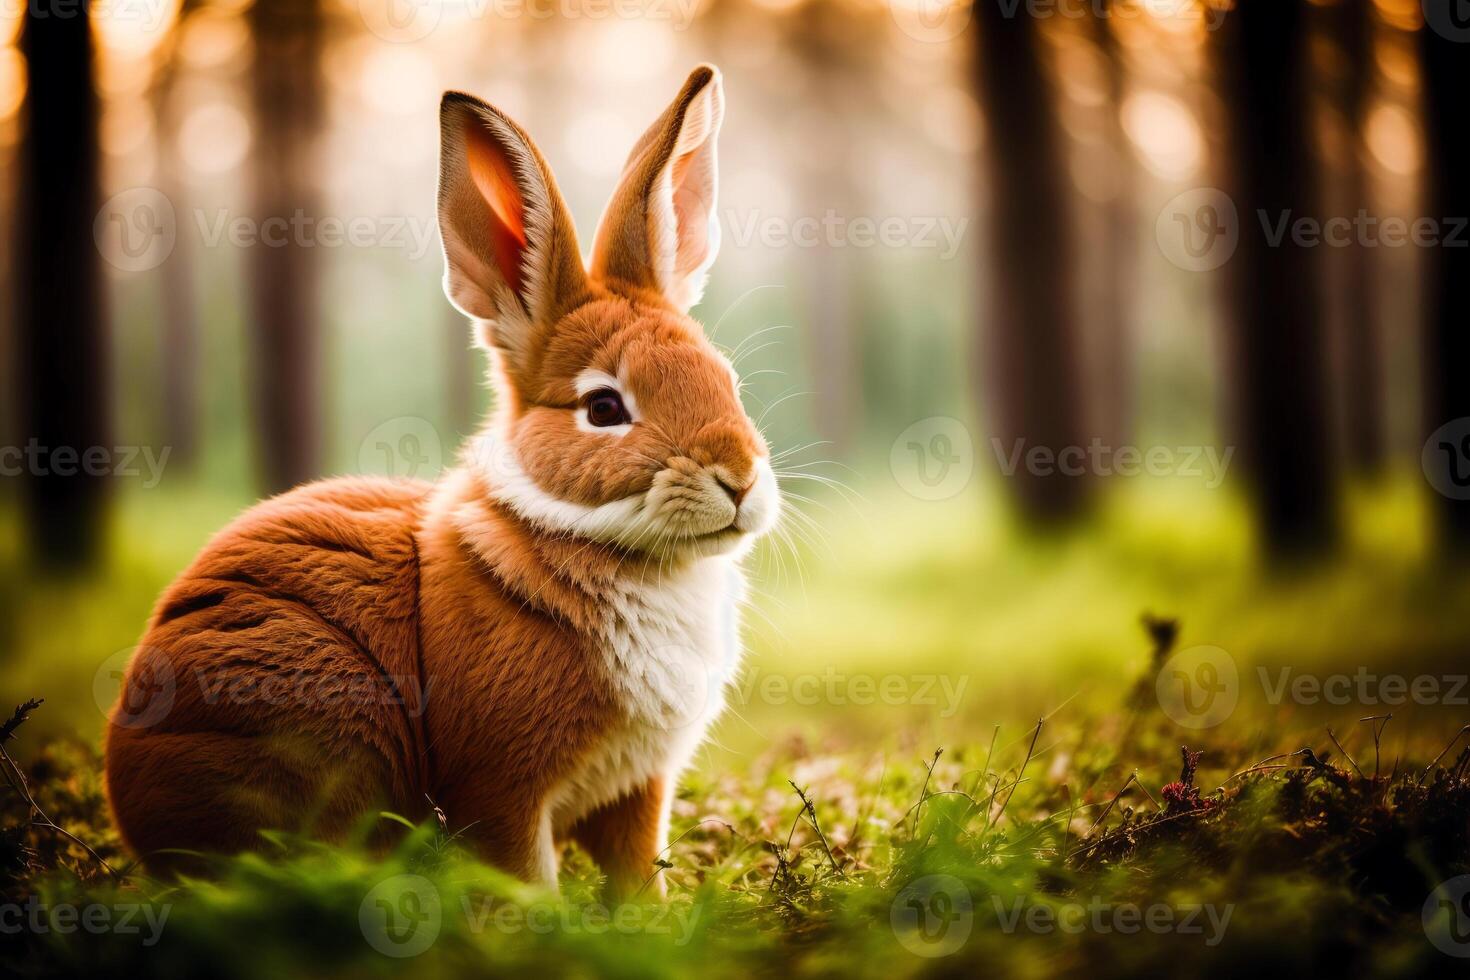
[
  {"x1": 590, "y1": 65, "x2": 724, "y2": 313},
  {"x1": 437, "y1": 91, "x2": 589, "y2": 370}
]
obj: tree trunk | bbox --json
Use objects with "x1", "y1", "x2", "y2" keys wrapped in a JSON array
[
  {"x1": 1420, "y1": 14, "x2": 1470, "y2": 549},
  {"x1": 16, "y1": 5, "x2": 110, "y2": 569},
  {"x1": 1215, "y1": 0, "x2": 1337, "y2": 560},
  {"x1": 153, "y1": 40, "x2": 198, "y2": 468},
  {"x1": 793, "y1": 0, "x2": 860, "y2": 453},
  {"x1": 247, "y1": 0, "x2": 324, "y2": 496},
  {"x1": 1328, "y1": 0, "x2": 1384, "y2": 474},
  {"x1": 973, "y1": 1, "x2": 1089, "y2": 522},
  {"x1": 1091, "y1": 0, "x2": 1136, "y2": 451}
]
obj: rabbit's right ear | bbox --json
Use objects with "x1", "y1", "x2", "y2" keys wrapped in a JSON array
[{"x1": 437, "y1": 93, "x2": 589, "y2": 366}]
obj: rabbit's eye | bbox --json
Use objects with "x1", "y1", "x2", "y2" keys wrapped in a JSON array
[{"x1": 585, "y1": 389, "x2": 630, "y2": 427}]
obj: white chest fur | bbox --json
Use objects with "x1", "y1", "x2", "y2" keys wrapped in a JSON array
[{"x1": 547, "y1": 557, "x2": 745, "y2": 834}]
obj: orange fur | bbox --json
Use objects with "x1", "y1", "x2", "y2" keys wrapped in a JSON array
[{"x1": 104, "y1": 66, "x2": 776, "y2": 897}]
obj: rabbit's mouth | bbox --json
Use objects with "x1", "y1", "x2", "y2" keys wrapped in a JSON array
[
  {"x1": 644, "y1": 457, "x2": 780, "y2": 547},
  {"x1": 479, "y1": 435, "x2": 779, "y2": 559}
]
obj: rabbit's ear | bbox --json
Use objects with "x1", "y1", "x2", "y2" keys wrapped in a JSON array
[
  {"x1": 590, "y1": 65, "x2": 724, "y2": 313},
  {"x1": 438, "y1": 92, "x2": 589, "y2": 364}
]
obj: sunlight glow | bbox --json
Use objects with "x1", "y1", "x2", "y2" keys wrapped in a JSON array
[
  {"x1": 179, "y1": 100, "x2": 252, "y2": 174},
  {"x1": 1365, "y1": 101, "x2": 1421, "y2": 176},
  {"x1": 359, "y1": 46, "x2": 437, "y2": 116},
  {"x1": 1121, "y1": 90, "x2": 1201, "y2": 180},
  {"x1": 93, "y1": 0, "x2": 183, "y2": 57},
  {"x1": 0, "y1": 46, "x2": 24, "y2": 121},
  {"x1": 178, "y1": 9, "x2": 251, "y2": 71}
]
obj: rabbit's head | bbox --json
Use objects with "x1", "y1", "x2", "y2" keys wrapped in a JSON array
[{"x1": 438, "y1": 66, "x2": 779, "y2": 560}]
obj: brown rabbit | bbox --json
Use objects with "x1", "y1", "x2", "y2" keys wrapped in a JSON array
[{"x1": 104, "y1": 65, "x2": 780, "y2": 899}]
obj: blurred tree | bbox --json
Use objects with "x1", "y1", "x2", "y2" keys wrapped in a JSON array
[
  {"x1": 16, "y1": 4, "x2": 110, "y2": 568},
  {"x1": 973, "y1": 1, "x2": 1090, "y2": 522},
  {"x1": 1420, "y1": 11, "x2": 1470, "y2": 549},
  {"x1": 791, "y1": 0, "x2": 862, "y2": 453},
  {"x1": 1322, "y1": 0, "x2": 1384, "y2": 474},
  {"x1": 152, "y1": 5, "x2": 202, "y2": 469},
  {"x1": 1088, "y1": 0, "x2": 1136, "y2": 451},
  {"x1": 247, "y1": 0, "x2": 324, "y2": 495},
  {"x1": 1215, "y1": 0, "x2": 1338, "y2": 560}
]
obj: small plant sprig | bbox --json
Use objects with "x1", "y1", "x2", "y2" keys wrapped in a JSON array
[{"x1": 0, "y1": 698, "x2": 122, "y2": 881}]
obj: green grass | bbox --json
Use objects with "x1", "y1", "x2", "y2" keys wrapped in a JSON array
[
  {"x1": 5, "y1": 694, "x2": 1468, "y2": 978},
  {"x1": 2, "y1": 473, "x2": 1469, "y2": 976}
]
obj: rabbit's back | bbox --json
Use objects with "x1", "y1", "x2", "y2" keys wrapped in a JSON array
[{"x1": 104, "y1": 476, "x2": 434, "y2": 865}]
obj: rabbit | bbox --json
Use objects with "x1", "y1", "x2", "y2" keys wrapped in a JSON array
[{"x1": 104, "y1": 65, "x2": 780, "y2": 900}]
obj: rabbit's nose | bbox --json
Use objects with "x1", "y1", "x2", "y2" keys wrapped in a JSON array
[{"x1": 716, "y1": 474, "x2": 750, "y2": 507}]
